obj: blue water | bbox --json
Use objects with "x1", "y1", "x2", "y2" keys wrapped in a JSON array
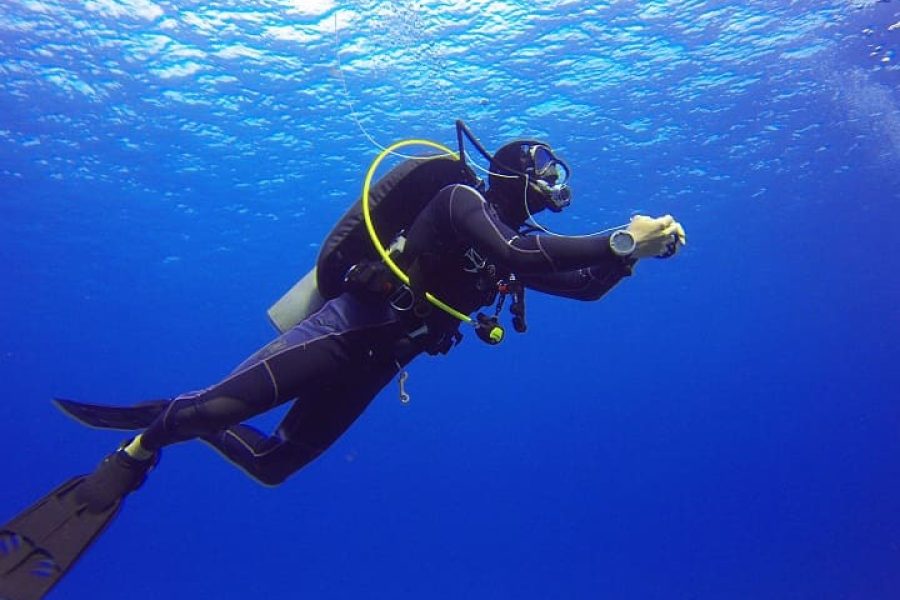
[{"x1": 2, "y1": 1, "x2": 899, "y2": 598}]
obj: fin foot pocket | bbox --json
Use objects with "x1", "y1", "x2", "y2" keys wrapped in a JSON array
[{"x1": 76, "y1": 447, "x2": 159, "y2": 513}]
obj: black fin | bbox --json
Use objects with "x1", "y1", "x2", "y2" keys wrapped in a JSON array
[
  {"x1": 53, "y1": 398, "x2": 168, "y2": 431},
  {"x1": 0, "y1": 448, "x2": 156, "y2": 599},
  {"x1": 0, "y1": 477, "x2": 121, "y2": 600}
]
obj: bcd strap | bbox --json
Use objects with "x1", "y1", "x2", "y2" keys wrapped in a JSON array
[
  {"x1": 345, "y1": 262, "x2": 528, "y2": 350},
  {"x1": 345, "y1": 262, "x2": 456, "y2": 355},
  {"x1": 344, "y1": 261, "x2": 397, "y2": 299}
]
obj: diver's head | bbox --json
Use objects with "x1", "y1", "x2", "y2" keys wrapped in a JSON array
[{"x1": 487, "y1": 139, "x2": 572, "y2": 227}]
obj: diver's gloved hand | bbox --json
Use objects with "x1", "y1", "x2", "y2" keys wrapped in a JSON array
[{"x1": 627, "y1": 214, "x2": 687, "y2": 259}]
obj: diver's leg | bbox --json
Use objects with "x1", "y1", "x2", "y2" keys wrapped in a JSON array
[
  {"x1": 138, "y1": 362, "x2": 284, "y2": 451},
  {"x1": 202, "y1": 355, "x2": 402, "y2": 485},
  {"x1": 201, "y1": 423, "x2": 317, "y2": 486},
  {"x1": 138, "y1": 295, "x2": 406, "y2": 455}
]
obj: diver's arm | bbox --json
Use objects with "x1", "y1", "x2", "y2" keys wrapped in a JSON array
[
  {"x1": 518, "y1": 261, "x2": 634, "y2": 301},
  {"x1": 445, "y1": 185, "x2": 620, "y2": 273}
]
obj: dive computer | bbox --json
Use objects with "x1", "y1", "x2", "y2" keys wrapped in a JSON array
[{"x1": 609, "y1": 229, "x2": 636, "y2": 257}]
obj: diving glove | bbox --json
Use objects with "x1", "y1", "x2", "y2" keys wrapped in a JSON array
[{"x1": 627, "y1": 214, "x2": 687, "y2": 259}]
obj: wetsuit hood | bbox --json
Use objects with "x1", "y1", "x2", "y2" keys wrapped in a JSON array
[{"x1": 487, "y1": 139, "x2": 559, "y2": 229}]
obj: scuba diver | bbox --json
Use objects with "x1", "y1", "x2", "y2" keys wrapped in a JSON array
[{"x1": 0, "y1": 121, "x2": 686, "y2": 599}]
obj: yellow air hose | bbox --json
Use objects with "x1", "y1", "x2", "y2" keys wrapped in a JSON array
[{"x1": 361, "y1": 138, "x2": 504, "y2": 344}]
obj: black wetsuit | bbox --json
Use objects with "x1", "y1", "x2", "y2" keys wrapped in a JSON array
[{"x1": 139, "y1": 184, "x2": 633, "y2": 485}]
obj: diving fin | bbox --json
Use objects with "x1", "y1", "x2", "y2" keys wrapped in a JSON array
[
  {"x1": 0, "y1": 477, "x2": 121, "y2": 600},
  {"x1": 53, "y1": 398, "x2": 168, "y2": 431},
  {"x1": 0, "y1": 449, "x2": 156, "y2": 600}
]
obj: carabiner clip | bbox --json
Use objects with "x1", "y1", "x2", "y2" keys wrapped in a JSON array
[{"x1": 396, "y1": 362, "x2": 411, "y2": 404}]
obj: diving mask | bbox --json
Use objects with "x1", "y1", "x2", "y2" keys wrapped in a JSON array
[{"x1": 523, "y1": 144, "x2": 572, "y2": 211}]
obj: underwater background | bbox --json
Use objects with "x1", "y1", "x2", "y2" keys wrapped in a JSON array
[{"x1": 2, "y1": 0, "x2": 899, "y2": 598}]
